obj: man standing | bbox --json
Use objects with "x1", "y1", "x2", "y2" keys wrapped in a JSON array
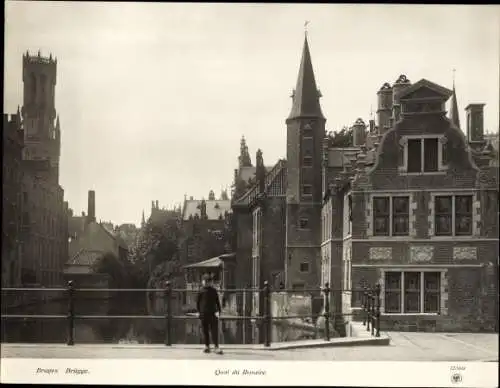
[{"x1": 196, "y1": 273, "x2": 223, "y2": 354}]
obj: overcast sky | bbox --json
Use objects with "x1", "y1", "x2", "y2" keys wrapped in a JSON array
[{"x1": 5, "y1": 2, "x2": 500, "y2": 226}]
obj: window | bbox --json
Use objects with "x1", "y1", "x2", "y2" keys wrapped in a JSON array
[
  {"x1": 298, "y1": 218, "x2": 309, "y2": 229},
  {"x1": 299, "y1": 262, "x2": 309, "y2": 273},
  {"x1": 303, "y1": 155, "x2": 313, "y2": 167},
  {"x1": 434, "y1": 195, "x2": 473, "y2": 236},
  {"x1": 292, "y1": 283, "x2": 305, "y2": 290},
  {"x1": 406, "y1": 137, "x2": 440, "y2": 173},
  {"x1": 347, "y1": 195, "x2": 353, "y2": 235},
  {"x1": 373, "y1": 196, "x2": 409, "y2": 236},
  {"x1": 384, "y1": 271, "x2": 441, "y2": 314},
  {"x1": 302, "y1": 185, "x2": 312, "y2": 196}
]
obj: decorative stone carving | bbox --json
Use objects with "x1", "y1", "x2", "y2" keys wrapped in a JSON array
[
  {"x1": 369, "y1": 247, "x2": 392, "y2": 261},
  {"x1": 409, "y1": 246, "x2": 434, "y2": 263},
  {"x1": 453, "y1": 247, "x2": 477, "y2": 261}
]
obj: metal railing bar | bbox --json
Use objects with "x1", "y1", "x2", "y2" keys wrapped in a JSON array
[
  {"x1": 1, "y1": 315, "x2": 67, "y2": 319},
  {"x1": 1, "y1": 287, "x2": 370, "y2": 293}
]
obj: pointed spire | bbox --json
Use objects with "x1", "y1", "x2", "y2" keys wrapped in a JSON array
[
  {"x1": 56, "y1": 115, "x2": 60, "y2": 130},
  {"x1": 288, "y1": 33, "x2": 324, "y2": 120},
  {"x1": 449, "y1": 69, "x2": 460, "y2": 128},
  {"x1": 141, "y1": 210, "x2": 145, "y2": 227},
  {"x1": 238, "y1": 135, "x2": 252, "y2": 168}
]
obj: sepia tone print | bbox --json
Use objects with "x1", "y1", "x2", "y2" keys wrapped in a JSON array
[{"x1": 1, "y1": 2, "x2": 498, "y2": 376}]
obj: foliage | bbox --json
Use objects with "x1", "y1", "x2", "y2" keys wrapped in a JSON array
[
  {"x1": 328, "y1": 126, "x2": 353, "y2": 148},
  {"x1": 91, "y1": 252, "x2": 130, "y2": 288},
  {"x1": 128, "y1": 213, "x2": 183, "y2": 288}
]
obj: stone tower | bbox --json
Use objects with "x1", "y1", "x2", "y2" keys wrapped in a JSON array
[
  {"x1": 21, "y1": 50, "x2": 61, "y2": 182},
  {"x1": 285, "y1": 35, "x2": 325, "y2": 288}
]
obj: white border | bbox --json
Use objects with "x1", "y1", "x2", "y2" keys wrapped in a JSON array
[{"x1": 1, "y1": 359, "x2": 498, "y2": 387}]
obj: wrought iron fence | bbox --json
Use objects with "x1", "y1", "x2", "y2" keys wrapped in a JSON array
[{"x1": 1, "y1": 281, "x2": 381, "y2": 346}]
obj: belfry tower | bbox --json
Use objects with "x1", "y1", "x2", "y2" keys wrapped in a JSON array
[{"x1": 21, "y1": 50, "x2": 61, "y2": 182}]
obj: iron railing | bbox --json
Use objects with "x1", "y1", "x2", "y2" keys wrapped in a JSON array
[{"x1": 1, "y1": 281, "x2": 382, "y2": 346}]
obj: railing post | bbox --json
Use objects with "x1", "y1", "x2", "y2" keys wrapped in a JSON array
[
  {"x1": 66, "y1": 280, "x2": 75, "y2": 346},
  {"x1": 164, "y1": 281, "x2": 172, "y2": 346},
  {"x1": 371, "y1": 286, "x2": 376, "y2": 336},
  {"x1": 375, "y1": 283, "x2": 381, "y2": 337},
  {"x1": 263, "y1": 281, "x2": 271, "y2": 347},
  {"x1": 323, "y1": 282, "x2": 331, "y2": 341},
  {"x1": 362, "y1": 287, "x2": 367, "y2": 326},
  {"x1": 366, "y1": 288, "x2": 371, "y2": 332}
]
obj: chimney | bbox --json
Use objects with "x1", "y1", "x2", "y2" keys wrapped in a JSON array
[
  {"x1": 465, "y1": 104, "x2": 486, "y2": 145},
  {"x1": 87, "y1": 190, "x2": 96, "y2": 223},
  {"x1": 255, "y1": 149, "x2": 265, "y2": 194},
  {"x1": 369, "y1": 119, "x2": 375, "y2": 133},
  {"x1": 156, "y1": 200, "x2": 159, "y2": 209},
  {"x1": 352, "y1": 118, "x2": 367, "y2": 147}
]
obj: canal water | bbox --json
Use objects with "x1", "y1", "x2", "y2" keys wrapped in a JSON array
[{"x1": 1, "y1": 294, "x2": 319, "y2": 345}]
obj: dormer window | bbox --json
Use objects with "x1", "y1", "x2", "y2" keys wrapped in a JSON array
[{"x1": 399, "y1": 135, "x2": 446, "y2": 174}]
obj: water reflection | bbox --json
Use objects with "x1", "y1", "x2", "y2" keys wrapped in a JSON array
[{"x1": 1, "y1": 296, "x2": 318, "y2": 344}]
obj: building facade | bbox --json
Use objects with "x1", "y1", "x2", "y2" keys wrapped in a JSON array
[
  {"x1": 329, "y1": 76, "x2": 499, "y2": 332},
  {"x1": 2, "y1": 112, "x2": 25, "y2": 286},
  {"x1": 231, "y1": 35, "x2": 498, "y2": 332},
  {"x1": 16, "y1": 51, "x2": 69, "y2": 286}
]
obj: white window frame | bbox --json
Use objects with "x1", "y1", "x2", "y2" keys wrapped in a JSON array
[
  {"x1": 431, "y1": 193, "x2": 476, "y2": 237},
  {"x1": 382, "y1": 269, "x2": 442, "y2": 315},
  {"x1": 372, "y1": 194, "x2": 412, "y2": 237},
  {"x1": 399, "y1": 134, "x2": 447, "y2": 175}
]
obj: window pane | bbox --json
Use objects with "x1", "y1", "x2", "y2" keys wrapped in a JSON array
[
  {"x1": 455, "y1": 196, "x2": 472, "y2": 214},
  {"x1": 455, "y1": 216, "x2": 472, "y2": 235},
  {"x1": 404, "y1": 272, "x2": 421, "y2": 313},
  {"x1": 435, "y1": 196, "x2": 452, "y2": 236},
  {"x1": 393, "y1": 215, "x2": 409, "y2": 235},
  {"x1": 435, "y1": 196, "x2": 452, "y2": 213},
  {"x1": 385, "y1": 272, "x2": 401, "y2": 289},
  {"x1": 385, "y1": 292, "x2": 401, "y2": 313},
  {"x1": 405, "y1": 272, "x2": 421, "y2": 291},
  {"x1": 407, "y1": 139, "x2": 422, "y2": 173},
  {"x1": 374, "y1": 217, "x2": 389, "y2": 236},
  {"x1": 392, "y1": 197, "x2": 409, "y2": 236},
  {"x1": 424, "y1": 138, "x2": 439, "y2": 172},
  {"x1": 373, "y1": 197, "x2": 390, "y2": 236},
  {"x1": 374, "y1": 197, "x2": 390, "y2": 214},
  {"x1": 424, "y1": 272, "x2": 440, "y2": 291},
  {"x1": 424, "y1": 293, "x2": 439, "y2": 313},
  {"x1": 393, "y1": 197, "x2": 409, "y2": 214}
]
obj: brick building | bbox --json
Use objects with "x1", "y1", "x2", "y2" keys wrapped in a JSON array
[
  {"x1": 15, "y1": 51, "x2": 69, "y2": 286},
  {"x1": 179, "y1": 193, "x2": 232, "y2": 270},
  {"x1": 231, "y1": 35, "x2": 498, "y2": 332},
  {"x1": 329, "y1": 75, "x2": 499, "y2": 332},
  {"x1": 2, "y1": 112, "x2": 25, "y2": 286}
]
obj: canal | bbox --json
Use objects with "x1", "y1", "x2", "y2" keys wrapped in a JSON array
[{"x1": 1, "y1": 293, "x2": 319, "y2": 345}]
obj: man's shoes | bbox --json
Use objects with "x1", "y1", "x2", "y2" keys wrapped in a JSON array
[
  {"x1": 203, "y1": 348, "x2": 210, "y2": 353},
  {"x1": 214, "y1": 348, "x2": 223, "y2": 355}
]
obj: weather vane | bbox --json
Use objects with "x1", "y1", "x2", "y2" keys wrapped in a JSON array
[
  {"x1": 452, "y1": 68, "x2": 456, "y2": 88},
  {"x1": 304, "y1": 20, "x2": 310, "y2": 36}
]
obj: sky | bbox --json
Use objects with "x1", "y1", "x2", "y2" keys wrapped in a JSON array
[{"x1": 5, "y1": 2, "x2": 500, "y2": 226}]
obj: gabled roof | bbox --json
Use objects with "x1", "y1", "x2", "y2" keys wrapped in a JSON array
[
  {"x1": 99, "y1": 222, "x2": 128, "y2": 250},
  {"x1": 396, "y1": 78, "x2": 453, "y2": 100},
  {"x1": 66, "y1": 249, "x2": 103, "y2": 266},
  {"x1": 233, "y1": 159, "x2": 287, "y2": 206},
  {"x1": 182, "y1": 199, "x2": 232, "y2": 220}
]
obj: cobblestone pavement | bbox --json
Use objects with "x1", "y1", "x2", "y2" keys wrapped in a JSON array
[{"x1": 1, "y1": 332, "x2": 498, "y2": 361}]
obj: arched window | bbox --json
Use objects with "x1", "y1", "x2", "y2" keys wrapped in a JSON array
[{"x1": 30, "y1": 73, "x2": 37, "y2": 103}]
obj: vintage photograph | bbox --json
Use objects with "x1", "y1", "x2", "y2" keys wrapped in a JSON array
[{"x1": 1, "y1": 1, "x2": 499, "y2": 385}]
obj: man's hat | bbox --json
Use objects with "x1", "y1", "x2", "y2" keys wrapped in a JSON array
[{"x1": 202, "y1": 273, "x2": 212, "y2": 281}]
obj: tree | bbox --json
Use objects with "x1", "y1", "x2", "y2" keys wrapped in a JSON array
[
  {"x1": 91, "y1": 252, "x2": 129, "y2": 288},
  {"x1": 328, "y1": 126, "x2": 353, "y2": 148},
  {"x1": 129, "y1": 213, "x2": 183, "y2": 288}
]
